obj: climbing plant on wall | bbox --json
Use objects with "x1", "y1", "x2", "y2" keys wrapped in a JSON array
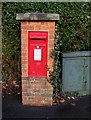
[{"x1": 2, "y1": 2, "x2": 91, "y2": 99}]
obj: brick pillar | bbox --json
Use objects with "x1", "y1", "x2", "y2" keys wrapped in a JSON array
[{"x1": 16, "y1": 13, "x2": 60, "y2": 106}]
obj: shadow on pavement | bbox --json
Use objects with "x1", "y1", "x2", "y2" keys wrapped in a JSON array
[{"x1": 2, "y1": 93, "x2": 90, "y2": 119}]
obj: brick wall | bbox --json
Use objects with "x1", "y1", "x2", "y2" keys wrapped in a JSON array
[{"x1": 21, "y1": 21, "x2": 55, "y2": 106}]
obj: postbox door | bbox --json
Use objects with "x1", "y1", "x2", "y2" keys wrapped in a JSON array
[{"x1": 28, "y1": 31, "x2": 48, "y2": 77}]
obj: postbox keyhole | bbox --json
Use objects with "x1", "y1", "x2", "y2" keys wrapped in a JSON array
[{"x1": 37, "y1": 46, "x2": 39, "y2": 49}]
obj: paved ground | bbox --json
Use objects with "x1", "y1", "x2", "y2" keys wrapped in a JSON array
[{"x1": 2, "y1": 93, "x2": 90, "y2": 119}]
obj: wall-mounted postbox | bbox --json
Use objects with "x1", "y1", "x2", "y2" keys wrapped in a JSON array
[{"x1": 28, "y1": 31, "x2": 48, "y2": 77}]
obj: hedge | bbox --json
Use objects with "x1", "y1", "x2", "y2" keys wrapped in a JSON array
[{"x1": 2, "y1": 2, "x2": 91, "y2": 99}]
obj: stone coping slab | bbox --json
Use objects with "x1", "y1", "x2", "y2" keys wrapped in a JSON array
[{"x1": 16, "y1": 13, "x2": 60, "y2": 21}]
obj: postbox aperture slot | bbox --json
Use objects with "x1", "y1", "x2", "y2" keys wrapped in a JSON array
[{"x1": 31, "y1": 38, "x2": 45, "y2": 40}]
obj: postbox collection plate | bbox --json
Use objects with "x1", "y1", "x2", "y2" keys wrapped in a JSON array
[{"x1": 34, "y1": 49, "x2": 42, "y2": 61}]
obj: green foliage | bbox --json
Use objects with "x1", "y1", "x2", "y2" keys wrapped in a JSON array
[
  {"x1": 2, "y1": 2, "x2": 91, "y2": 99},
  {"x1": 49, "y1": 2, "x2": 91, "y2": 101}
]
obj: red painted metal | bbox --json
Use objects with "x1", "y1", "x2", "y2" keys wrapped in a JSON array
[{"x1": 28, "y1": 31, "x2": 48, "y2": 77}]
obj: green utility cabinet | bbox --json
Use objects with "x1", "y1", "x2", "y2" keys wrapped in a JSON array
[{"x1": 62, "y1": 51, "x2": 91, "y2": 96}]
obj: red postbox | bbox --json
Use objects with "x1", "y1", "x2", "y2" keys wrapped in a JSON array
[{"x1": 28, "y1": 31, "x2": 48, "y2": 77}]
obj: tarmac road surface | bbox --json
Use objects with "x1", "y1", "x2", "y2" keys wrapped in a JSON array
[{"x1": 2, "y1": 93, "x2": 90, "y2": 119}]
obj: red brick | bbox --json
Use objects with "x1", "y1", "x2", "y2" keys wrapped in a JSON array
[
  {"x1": 41, "y1": 22, "x2": 49, "y2": 25},
  {"x1": 21, "y1": 43, "x2": 27, "y2": 47},
  {"x1": 48, "y1": 25, "x2": 55, "y2": 30},
  {"x1": 41, "y1": 22, "x2": 45, "y2": 25},
  {"x1": 22, "y1": 99, "x2": 29, "y2": 105},
  {"x1": 49, "y1": 40, "x2": 54, "y2": 44},
  {"x1": 24, "y1": 26, "x2": 34, "y2": 30},
  {"x1": 21, "y1": 34, "x2": 27, "y2": 39},
  {"x1": 22, "y1": 89, "x2": 27, "y2": 92},
  {"x1": 49, "y1": 43, "x2": 54, "y2": 48},
  {"x1": 49, "y1": 34, "x2": 55, "y2": 39},
  {"x1": 27, "y1": 22, "x2": 31, "y2": 25},
  {"x1": 31, "y1": 85, "x2": 41, "y2": 90},
  {"x1": 30, "y1": 26, "x2": 34, "y2": 30},
  {"x1": 22, "y1": 69, "x2": 27, "y2": 73},
  {"x1": 48, "y1": 57, "x2": 53, "y2": 61},
  {"x1": 32, "y1": 89, "x2": 41, "y2": 93},
  {"x1": 21, "y1": 53, "x2": 27, "y2": 56},
  {"x1": 48, "y1": 60, "x2": 53, "y2": 64},
  {"x1": 33, "y1": 97, "x2": 44, "y2": 101},
  {"x1": 22, "y1": 73, "x2": 28, "y2": 77},
  {"x1": 21, "y1": 22, "x2": 28, "y2": 26},
  {"x1": 22, "y1": 64, "x2": 27, "y2": 68},
  {"x1": 21, "y1": 61, "x2": 28, "y2": 66},
  {"x1": 21, "y1": 44, "x2": 27, "y2": 48},
  {"x1": 49, "y1": 48, "x2": 54, "y2": 52},
  {"x1": 22, "y1": 61, "x2": 27, "y2": 64},
  {"x1": 22, "y1": 80, "x2": 27, "y2": 84},
  {"x1": 21, "y1": 47, "x2": 27, "y2": 52},
  {"x1": 28, "y1": 21, "x2": 41, "y2": 25},
  {"x1": 21, "y1": 30, "x2": 27, "y2": 34},
  {"x1": 29, "y1": 102, "x2": 42, "y2": 106},
  {"x1": 21, "y1": 56, "x2": 27, "y2": 60},
  {"x1": 41, "y1": 25, "x2": 48, "y2": 30},
  {"x1": 21, "y1": 64, "x2": 27, "y2": 68},
  {"x1": 21, "y1": 26, "x2": 27, "y2": 30},
  {"x1": 22, "y1": 69, "x2": 28, "y2": 73},
  {"x1": 31, "y1": 22, "x2": 39, "y2": 25},
  {"x1": 34, "y1": 25, "x2": 41, "y2": 30},
  {"x1": 22, "y1": 84, "x2": 28, "y2": 89},
  {"x1": 49, "y1": 30, "x2": 55, "y2": 34},
  {"x1": 48, "y1": 22, "x2": 55, "y2": 26},
  {"x1": 21, "y1": 39, "x2": 27, "y2": 43},
  {"x1": 22, "y1": 92, "x2": 27, "y2": 96},
  {"x1": 31, "y1": 81, "x2": 46, "y2": 85}
]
